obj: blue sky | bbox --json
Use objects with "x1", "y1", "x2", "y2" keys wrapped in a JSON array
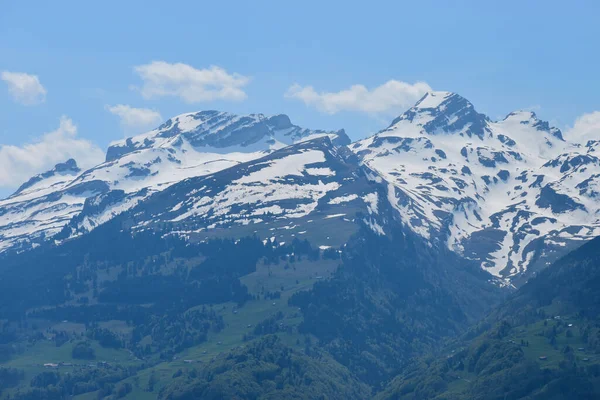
[{"x1": 1, "y1": 0, "x2": 600, "y2": 192}]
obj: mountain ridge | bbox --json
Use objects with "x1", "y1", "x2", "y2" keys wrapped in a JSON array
[
  {"x1": 0, "y1": 112, "x2": 347, "y2": 254},
  {"x1": 2, "y1": 92, "x2": 599, "y2": 285}
]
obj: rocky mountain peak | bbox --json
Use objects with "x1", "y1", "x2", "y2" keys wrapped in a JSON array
[
  {"x1": 10, "y1": 158, "x2": 81, "y2": 198},
  {"x1": 502, "y1": 110, "x2": 564, "y2": 141},
  {"x1": 387, "y1": 91, "x2": 491, "y2": 139},
  {"x1": 106, "y1": 111, "x2": 349, "y2": 162}
]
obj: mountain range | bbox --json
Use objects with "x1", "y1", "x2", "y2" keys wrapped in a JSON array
[{"x1": 2, "y1": 91, "x2": 599, "y2": 284}]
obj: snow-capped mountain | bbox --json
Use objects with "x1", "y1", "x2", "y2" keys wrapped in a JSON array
[
  {"x1": 2, "y1": 93, "x2": 599, "y2": 285},
  {"x1": 352, "y1": 91, "x2": 600, "y2": 282},
  {"x1": 0, "y1": 159, "x2": 86, "y2": 252},
  {"x1": 0, "y1": 111, "x2": 349, "y2": 253}
]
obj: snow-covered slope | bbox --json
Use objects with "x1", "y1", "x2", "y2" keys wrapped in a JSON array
[
  {"x1": 352, "y1": 91, "x2": 600, "y2": 282},
  {"x1": 119, "y1": 137, "x2": 391, "y2": 249},
  {"x1": 0, "y1": 159, "x2": 88, "y2": 252},
  {"x1": 0, "y1": 111, "x2": 349, "y2": 253}
]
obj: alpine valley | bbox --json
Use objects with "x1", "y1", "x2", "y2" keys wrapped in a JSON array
[{"x1": 1, "y1": 92, "x2": 599, "y2": 400}]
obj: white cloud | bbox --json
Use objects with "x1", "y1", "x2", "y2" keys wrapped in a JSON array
[
  {"x1": 1, "y1": 71, "x2": 47, "y2": 105},
  {"x1": 106, "y1": 104, "x2": 162, "y2": 132},
  {"x1": 0, "y1": 117, "x2": 104, "y2": 188},
  {"x1": 133, "y1": 61, "x2": 250, "y2": 103},
  {"x1": 285, "y1": 80, "x2": 432, "y2": 115},
  {"x1": 567, "y1": 111, "x2": 600, "y2": 144}
]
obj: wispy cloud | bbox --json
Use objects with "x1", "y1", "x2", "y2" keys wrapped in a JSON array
[
  {"x1": 106, "y1": 104, "x2": 162, "y2": 133},
  {"x1": 0, "y1": 117, "x2": 104, "y2": 188},
  {"x1": 1, "y1": 71, "x2": 47, "y2": 105},
  {"x1": 567, "y1": 111, "x2": 600, "y2": 144},
  {"x1": 285, "y1": 80, "x2": 431, "y2": 115},
  {"x1": 132, "y1": 61, "x2": 250, "y2": 103}
]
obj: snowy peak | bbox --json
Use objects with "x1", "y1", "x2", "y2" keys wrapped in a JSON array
[
  {"x1": 10, "y1": 158, "x2": 81, "y2": 198},
  {"x1": 415, "y1": 91, "x2": 456, "y2": 108},
  {"x1": 387, "y1": 91, "x2": 491, "y2": 139},
  {"x1": 502, "y1": 111, "x2": 564, "y2": 141},
  {"x1": 494, "y1": 111, "x2": 566, "y2": 159},
  {"x1": 106, "y1": 110, "x2": 349, "y2": 161},
  {"x1": 352, "y1": 92, "x2": 600, "y2": 283}
]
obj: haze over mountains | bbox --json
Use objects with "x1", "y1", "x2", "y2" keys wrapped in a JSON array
[{"x1": 1, "y1": 91, "x2": 599, "y2": 284}]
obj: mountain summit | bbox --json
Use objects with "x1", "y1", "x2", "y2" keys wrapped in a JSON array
[
  {"x1": 387, "y1": 91, "x2": 491, "y2": 139},
  {"x1": 10, "y1": 158, "x2": 81, "y2": 199},
  {"x1": 106, "y1": 110, "x2": 350, "y2": 161}
]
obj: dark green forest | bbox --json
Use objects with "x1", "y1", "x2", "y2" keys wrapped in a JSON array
[
  {"x1": 0, "y1": 216, "x2": 598, "y2": 399},
  {"x1": 377, "y1": 236, "x2": 600, "y2": 400}
]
